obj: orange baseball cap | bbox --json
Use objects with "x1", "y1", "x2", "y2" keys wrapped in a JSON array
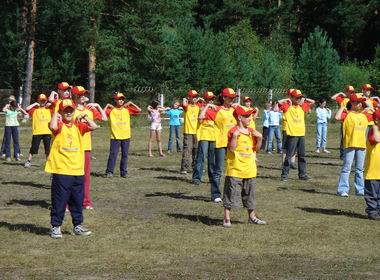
[
  {"x1": 345, "y1": 85, "x2": 355, "y2": 94},
  {"x1": 243, "y1": 96, "x2": 252, "y2": 102},
  {"x1": 221, "y1": 88, "x2": 237, "y2": 98},
  {"x1": 71, "y1": 86, "x2": 88, "y2": 95},
  {"x1": 349, "y1": 93, "x2": 365, "y2": 102},
  {"x1": 59, "y1": 99, "x2": 76, "y2": 111},
  {"x1": 187, "y1": 90, "x2": 198, "y2": 98},
  {"x1": 362, "y1": 84, "x2": 373, "y2": 91},
  {"x1": 57, "y1": 82, "x2": 70, "y2": 90},
  {"x1": 203, "y1": 91, "x2": 215, "y2": 100},
  {"x1": 38, "y1": 94, "x2": 47, "y2": 101},
  {"x1": 114, "y1": 92, "x2": 126, "y2": 100},
  {"x1": 290, "y1": 89, "x2": 304, "y2": 98},
  {"x1": 373, "y1": 109, "x2": 380, "y2": 120},
  {"x1": 233, "y1": 105, "x2": 254, "y2": 119}
]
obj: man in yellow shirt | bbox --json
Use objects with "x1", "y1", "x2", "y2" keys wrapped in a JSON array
[
  {"x1": 278, "y1": 89, "x2": 315, "y2": 181},
  {"x1": 24, "y1": 94, "x2": 53, "y2": 168},
  {"x1": 104, "y1": 92, "x2": 141, "y2": 178},
  {"x1": 45, "y1": 99, "x2": 98, "y2": 238},
  {"x1": 335, "y1": 93, "x2": 373, "y2": 197},
  {"x1": 180, "y1": 90, "x2": 200, "y2": 174},
  {"x1": 222, "y1": 105, "x2": 265, "y2": 227},
  {"x1": 364, "y1": 109, "x2": 380, "y2": 220}
]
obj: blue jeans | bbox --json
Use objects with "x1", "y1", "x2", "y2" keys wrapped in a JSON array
[
  {"x1": 4, "y1": 126, "x2": 21, "y2": 158},
  {"x1": 192, "y1": 140, "x2": 218, "y2": 199},
  {"x1": 316, "y1": 122, "x2": 328, "y2": 149},
  {"x1": 212, "y1": 147, "x2": 226, "y2": 199},
  {"x1": 106, "y1": 139, "x2": 130, "y2": 176},
  {"x1": 168, "y1": 125, "x2": 182, "y2": 152},
  {"x1": 337, "y1": 148, "x2": 365, "y2": 195},
  {"x1": 267, "y1": 125, "x2": 282, "y2": 152}
]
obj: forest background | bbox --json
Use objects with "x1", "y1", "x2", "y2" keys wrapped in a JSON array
[{"x1": 1, "y1": 0, "x2": 380, "y2": 106}]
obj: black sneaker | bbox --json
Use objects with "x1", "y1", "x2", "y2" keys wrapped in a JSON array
[
  {"x1": 191, "y1": 180, "x2": 200, "y2": 185},
  {"x1": 299, "y1": 175, "x2": 311, "y2": 181},
  {"x1": 368, "y1": 214, "x2": 380, "y2": 221},
  {"x1": 281, "y1": 176, "x2": 288, "y2": 182}
]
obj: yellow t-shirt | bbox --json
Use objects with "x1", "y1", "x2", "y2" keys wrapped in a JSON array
[
  {"x1": 31, "y1": 107, "x2": 52, "y2": 135},
  {"x1": 73, "y1": 108, "x2": 94, "y2": 151},
  {"x1": 282, "y1": 103, "x2": 309, "y2": 136},
  {"x1": 197, "y1": 107, "x2": 216, "y2": 141},
  {"x1": 282, "y1": 116, "x2": 287, "y2": 131},
  {"x1": 45, "y1": 122, "x2": 87, "y2": 176},
  {"x1": 342, "y1": 111, "x2": 369, "y2": 149},
  {"x1": 54, "y1": 99, "x2": 62, "y2": 113},
  {"x1": 225, "y1": 127, "x2": 257, "y2": 178},
  {"x1": 214, "y1": 107, "x2": 237, "y2": 148},
  {"x1": 108, "y1": 107, "x2": 131, "y2": 140},
  {"x1": 184, "y1": 104, "x2": 200, "y2": 134},
  {"x1": 364, "y1": 129, "x2": 380, "y2": 180}
]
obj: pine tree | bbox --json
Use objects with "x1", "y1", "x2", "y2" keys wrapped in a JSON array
[{"x1": 294, "y1": 27, "x2": 341, "y2": 100}]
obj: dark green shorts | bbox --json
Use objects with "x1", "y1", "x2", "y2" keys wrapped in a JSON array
[{"x1": 223, "y1": 176, "x2": 256, "y2": 209}]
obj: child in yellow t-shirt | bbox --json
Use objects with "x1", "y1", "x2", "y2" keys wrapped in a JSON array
[
  {"x1": 223, "y1": 105, "x2": 266, "y2": 227},
  {"x1": 24, "y1": 94, "x2": 53, "y2": 167},
  {"x1": 104, "y1": 92, "x2": 141, "y2": 177},
  {"x1": 335, "y1": 93, "x2": 373, "y2": 197},
  {"x1": 180, "y1": 90, "x2": 200, "y2": 174},
  {"x1": 364, "y1": 109, "x2": 380, "y2": 220},
  {"x1": 45, "y1": 99, "x2": 98, "y2": 238}
]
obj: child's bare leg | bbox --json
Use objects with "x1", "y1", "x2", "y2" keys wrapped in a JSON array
[
  {"x1": 156, "y1": 130, "x2": 165, "y2": 156},
  {"x1": 224, "y1": 207, "x2": 231, "y2": 221},
  {"x1": 247, "y1": 209, "x2": 256, "y2": 219},
  {"x1": 148, "y1": 130, "x2": 155, "y2": 157},
  {"x1": 28, "y1": 153, "x2": 33, "y2": 161}
]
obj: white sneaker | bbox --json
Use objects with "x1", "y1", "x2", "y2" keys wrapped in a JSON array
[
  {"x1": 24, "y1": 161, "x2": 31, "y2": 168},
  {"x1": 180, "y1": 170, "x2": 187, "y2": 175},
  {"x1": 50, "y1": 226, "x2": 62, "y2": 238},
  {"x1": 85, "y1": 206, "x2": 94, "y2": 210},
  {"x1": 337, "y1": 192, "x2": 349, "y2": 197},
  {"x1": 323, "y1": 149, "x2": 331, "y2": 154},
  {"x1": 73, "y1": 225, "x2": 92, "y2": 236},
  {"x1": 223, "y1": 219, "x2": 231, "y2": 228},
  {"x1": 213, "y1": 197, "x2": 222, "y2": 203},
  {"x1": 315, "y1": 149, "x2": 320, "y2": 153}
]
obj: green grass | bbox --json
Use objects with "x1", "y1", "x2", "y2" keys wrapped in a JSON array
[{"x1": 0, "y1": 121, "x2": 379, "y2": 279}]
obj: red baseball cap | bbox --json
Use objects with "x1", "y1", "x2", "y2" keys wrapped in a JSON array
[
  {"x1": 114, "y1": 92, "x2": 126, "y2": 100},
  {"x1": 203, "y1": 91, "x2": 215, "y2": 100},
  {"x1": 221, "y1": 88, "x2": 237, "y2": 98},
  {"x1": 57, "y1": 82, "x2": 70, "y2": 90},
  {"x1": 187, "y1": 90, "x2": 198, "y2": 98},
  {"x1": 287, "y1": 88, "x2": 295, "y2": 96},
  {"x1": 37, "y1": 94, "x2": 47, "y2": 101},
  {"x1": 290, "y1": 89, "x2": 304, "y2": 98},
  {"x1": 345, "y1": 85, "x2": 355, "y2": 94},
  {"x1": 71, "y1": 86, "x2": 88, "y2": 95},
  {"x1": 373, "y1": 109, "x2": 380, "y2": 120},
  {"x1": 59, "y1": 99, "x2": 76, "y2": 111},
  {"x1": 362, "y1": 84, "x2": 373, "y2": 91},
  {"x1": 349, "y1": 93, "x2": 365, "y2": 102},
  {"x1": 233, "y1": 105, "x2": 254, "y2": 119},
  {"x1": 243, "y1": 96, "x2": 252, "y2": 102}
]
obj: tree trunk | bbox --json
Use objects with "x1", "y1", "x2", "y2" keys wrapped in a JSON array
[
  {"x1": 88, "y1": 16, "x2": 97, "y2": 103},
  {"x1": 22, "y1": 0, "x2": 37, "y2": 108}
]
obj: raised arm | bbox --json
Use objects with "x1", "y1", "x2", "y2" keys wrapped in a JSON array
[
  {"x1": 88, "y1": 103, "x2": 108, "y2": 121},
  {"x1": 50, "y1": 112, "x2": 59, "y2": 131},
  {"x1": 228, "y1": 129, "x2": 240, "y2": 153},
  {"x1": 252, "y1": 107, "x2": 259, "y2": 119},
  {"x1": 2, "y1": 104, "x2": 10, "y2": 112},
  {"x1": 198, "y1": 104, "x2": 215, "y2": 120},
  {"x1": 373, "y1": 125, "x2": 380, "y2": 143},
  {"x1": 335, "y1": 106, "x2": 345, "y2": 121},
  {"x1": 331, "y1": 92, "x2": 345, "y2": 101},
  {"x1": 305, "y1": 98, "x2": 315, "y2": 105},
  {"x1": 125, "y1": 101, "x2": 141, "y2": 112},
  {"x1": 79, "y1": 114, "x2": 99, "y2": 131},
  {"x1": 251, "y1": 129, "x2": 263, "y2": 153},
  {"x1": 26, "y1": 102, "x2": 39, "y2": 111}
]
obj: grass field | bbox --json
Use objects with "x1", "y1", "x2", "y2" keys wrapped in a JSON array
[{"x1": 0, "y1": 120, "x2": 379, "y2": 280}]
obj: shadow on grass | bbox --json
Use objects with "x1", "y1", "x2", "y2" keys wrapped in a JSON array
[
  {"x1": 299, "y1": 188, "x2": 336, "y2": 196},
  {"x1": 308, "y1": 161, "x2": 341, "y2": 167},
  {"x1": 2, "y1": 162, "x2": 25, "y2": 167},
  {"x1": 7, "y1": 199, "x2": 50, "y2": 209},
  {"x1": 90, "y1": 172, "x2": 106, "y2": 177},
  {"x1": 140, "y1": 167, "x2": 179, "y2": 174},
  {"x1": 297, "y1": 207, "x2": 368, "y2": 219},
  {"x1": 146, "y1": 192, "x2": 209, "y2": 202},
  {"x1": 257, "y1": 165, "x2": 282, "y2": 171},
  {"x1": 257, "y1": 174, "x2": 280, "y2": 180},
  {"x1": 154, "y1": 175, "x2": 192, "y2": 183},
  {"x1": 0, "y1": 221, "x2": 50, "y2": 235},
  {"x1": 128, "y1": 152, "x2": 148, "y2": 157},
  {"x1": 166, "y1": 213, "x2": 244, "y2": 226},
  {"x1": 2, "y1": 181, "x2": 50, "y2": 189}
]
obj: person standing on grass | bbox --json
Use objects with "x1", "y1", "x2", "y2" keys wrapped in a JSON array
[
  {"x1": 2, "y1": 96, "x2": 28, "y2": 161},
  {"x1": 46, "y1": 99, "x2": 99, "y2": 238},
  {"x1": 335, "y1": 93, "x2": 374, "y2": 197},
  {"x1": 222, "y1": 105, "x2": 266, "y2": 228},
  {"x1": 165, "y1": 101, "x2": 183, "y2": 153},
  {"x1": 24, "y1": 94, "x2": 53, "y2": 168},
  {"x1": 331, "y1": 85, "x2": 356, "y2": 159},
  {"x1": 278, "y1": 89, "x2": 315, "y2": 181},
  {"x1": 104, "y1": 92, "x2": 141, "y2": 178},
  {"x1": 192, "y1": 91, "x2": 217, "y2": 189},
  {"x1": 267, "y1": 100, "x2": 282, "y2": 154},
  {"x1": 242, "y1": 96, "x2": 259, "y2": 130},
  {"x1": 211, "y1": 88, "x2": 238, "y2": 203},
  {"x1": 363, "y1": 109, "x2": 380, "y2": 220},
  {"x1": 180, "y1": 90, "x2": 200, "y2": 174},
  {"x1": 147, "y1": 100, "x2": 166, "y2": 157},
  {"x1": 260, "y1": 101, "x2": 271, "y2": 151},
  {"x1": 315, "y1": 99, "x2": 332, "y2": 153},
  {"x1": 72, "y1": 86, "x2": 107, "y2": 210}
]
